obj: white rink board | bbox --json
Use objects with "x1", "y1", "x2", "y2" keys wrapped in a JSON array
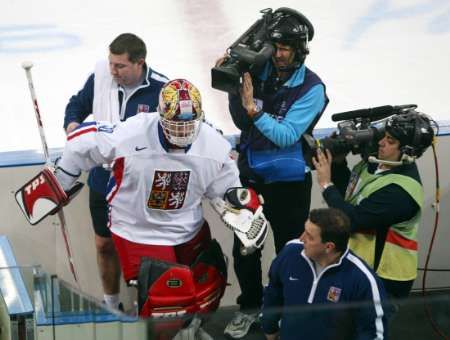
[{"x1": 1, "y1": 0, "x2": 450, "y2": 152}]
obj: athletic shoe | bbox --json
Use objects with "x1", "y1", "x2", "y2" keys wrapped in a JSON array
[
  {"x1": 102, "y1": 300, "x2": 124, "y2": 312},
  {"x1": 196, "y1": 327, "x2": 213, "y2": 340},
  {"x1": 173, "y1": 315, "x2": 213, "y2": 340},
  {"x1": 224, "y1": 311, "x2": 258, "y2": 339}
]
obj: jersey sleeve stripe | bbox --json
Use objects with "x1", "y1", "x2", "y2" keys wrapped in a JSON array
[
  {"x1": 347, "y1": 253, "x2": 385, "y2": 339},
  {"x1": 67, "y1": 126, "x2": 98, "y2": 141},
  {"x1": 106, "y1": 157, "x2": 125, "y2": 203}
]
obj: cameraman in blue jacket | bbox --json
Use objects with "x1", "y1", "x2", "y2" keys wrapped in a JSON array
[{"x1": 217, "y1": 8, "x2": 328, "y2": 338}]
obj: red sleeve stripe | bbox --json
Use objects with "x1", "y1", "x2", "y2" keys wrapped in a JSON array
[
  {"x1": 106, "y1": 157, "x2": 125, "y2": 203},
  {"x1": 67, "y1": 126, "x2": 97, "y2": 141}
]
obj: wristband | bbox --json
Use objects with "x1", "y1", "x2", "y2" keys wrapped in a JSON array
[
  {"x1": 321, "y1": 182, "x2": 334, "y2": 192},
  {"x1": 248, "y1": 105, "x2": 261, "y2": 117}
]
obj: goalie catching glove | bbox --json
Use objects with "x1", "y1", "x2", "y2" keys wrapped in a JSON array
[
  {"x1": 15, "y1": 167, "x2": 83, "y2": 225},
  {"x1": 211, "y1": 187, "x2": 268, "y2": 255}
]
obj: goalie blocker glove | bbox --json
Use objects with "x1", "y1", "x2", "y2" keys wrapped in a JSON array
[
  {"x1": 15, "y1": 167, "x2": 83, "y2": 225},
  {"x1": 211, "y1": 187, "x2": 268, "y2": 255},
  {"x1": 224, "y1": 187, "x2": 264, "y2": 212}
]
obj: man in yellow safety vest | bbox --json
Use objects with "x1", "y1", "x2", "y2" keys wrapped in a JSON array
[{"x1": 313, "y1": 110, "x2": 435, "y2": 298}]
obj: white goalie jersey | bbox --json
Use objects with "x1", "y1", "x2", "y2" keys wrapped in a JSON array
[{"x1": 57, "y1": 113, "x2": 241, "y2": 245}]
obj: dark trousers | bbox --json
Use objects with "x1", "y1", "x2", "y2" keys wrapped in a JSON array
[
  {"x1": 89, "y1": 189, "x2": 110, "y2": 237},
  {"x1": 233, "y1": 173, "x2": 312, "y2": 310},
  {"x1": 381, "y1": 278, "x2": 414, "y2": 299}
]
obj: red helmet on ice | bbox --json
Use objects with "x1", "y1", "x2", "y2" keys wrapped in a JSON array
[{"x1": 158, "y1": 79, "x2": 204, "y2": 147}]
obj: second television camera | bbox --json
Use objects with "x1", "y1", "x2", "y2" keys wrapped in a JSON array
[
  {"x1": 304, "y1": 104, "x2": 435, "y2": 165},
  {"x1": 211, "y1": 7, "x2": 314, "y2": 94}
]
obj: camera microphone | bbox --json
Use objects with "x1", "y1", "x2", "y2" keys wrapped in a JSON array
[
  {"x1": 368, "y1": 155, "x2": 416, "y2": 166},
  {"x1": 368, "y1": 156, "x2": 401, "y2": 166},
  {"x1": 332, "y1": 105, "x2": 395, "y2": 122}
]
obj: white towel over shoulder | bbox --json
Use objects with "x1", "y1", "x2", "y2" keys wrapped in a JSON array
[{"x1": 93, "y1": 60, "x2": 120, "y2": 123}]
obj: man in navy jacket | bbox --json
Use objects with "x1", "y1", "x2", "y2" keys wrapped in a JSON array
[
  {"x1": 63, "y1": 33, "x2": 168, "y2": 309},
  {"x1": 261, "y1": 208, "x2": 388, "y2": 340}
]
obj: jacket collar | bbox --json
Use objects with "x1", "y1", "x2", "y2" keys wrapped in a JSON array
[
  {"x1": 259, "y1": 62, "x2": 306, "y2": 88},
  {"x1": 300, "y1": 245, "x2": 350, "y2": 272}
]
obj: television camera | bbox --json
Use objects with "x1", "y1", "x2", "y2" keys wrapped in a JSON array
[
  {"x1": 211, "y1": 7, "x2": 314, "y2": 94},
  {"x1": 303, "y1": 104, "x2": 436, "y2": 166}
]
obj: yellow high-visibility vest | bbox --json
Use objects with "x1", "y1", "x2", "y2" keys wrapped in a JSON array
[{"x1": 346, "y1": 161, "x2": 423, "y2": 281}]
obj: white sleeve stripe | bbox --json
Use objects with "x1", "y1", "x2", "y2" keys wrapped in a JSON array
[
  {"x1": 347, "y1": 253, "x2": 385, "y2": 339},
  {"x1": 150, "y1": 73, "x2": 169, "y2": 83}
]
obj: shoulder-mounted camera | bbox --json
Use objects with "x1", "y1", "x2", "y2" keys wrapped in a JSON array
[{"x1": 211, "y1": 7, "x2": 314, "y2": 94}]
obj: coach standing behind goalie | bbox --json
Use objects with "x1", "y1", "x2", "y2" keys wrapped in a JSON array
[{"x1": 63, "y1": 33, "x2": 168, "y2": 310}]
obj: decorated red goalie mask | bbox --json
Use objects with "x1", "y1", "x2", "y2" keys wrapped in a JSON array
[{"x1": 158, "y1": 79, "x2": 204, "y2": 147}]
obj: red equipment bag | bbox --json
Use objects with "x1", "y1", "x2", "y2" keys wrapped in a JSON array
[{"x1": 137, "y1": 239, "x2": 227, "y2": 334}]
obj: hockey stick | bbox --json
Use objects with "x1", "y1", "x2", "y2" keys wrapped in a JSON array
[{"x1": 22, "y1": 61, "x2": 79, "y2": 284}]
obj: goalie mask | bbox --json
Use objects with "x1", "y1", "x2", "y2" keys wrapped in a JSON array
[{"x1": 158, "y1": 79, "x2": 204, "y2": 147}]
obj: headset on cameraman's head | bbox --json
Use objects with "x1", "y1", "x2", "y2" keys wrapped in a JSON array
[
  {"x1": 369, "y1": 111, "x2": 436, "y2": 165},
  {"x1": 267, "y1": 8, "x2": 314, "y2": 69},
  {"x1": 386, "y1": 111, "x2": 435, "y2": 158}
]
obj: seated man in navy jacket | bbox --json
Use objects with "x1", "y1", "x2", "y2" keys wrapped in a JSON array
[{"x1": 261, "y1": 208, "x2": 388, "y2": 340}]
